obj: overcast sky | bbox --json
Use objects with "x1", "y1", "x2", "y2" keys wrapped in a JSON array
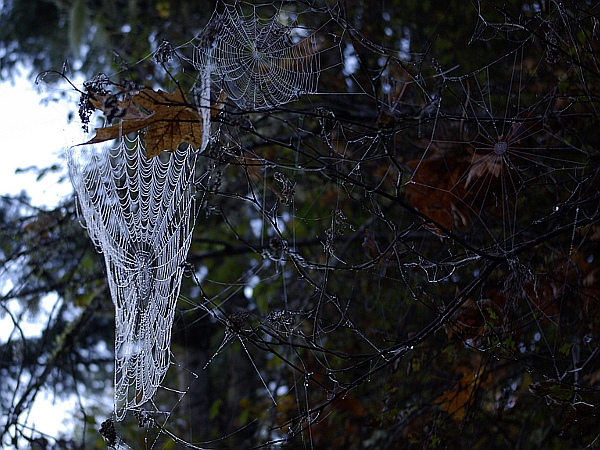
[
  {"x1": 0, "y1": 69, "x2": 88, "y2": 438},
  {"x1": 0, "y1": 67, "x2": 87, "y2": 207}
]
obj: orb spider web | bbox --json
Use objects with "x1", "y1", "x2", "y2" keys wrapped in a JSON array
[
  {"x1": 193, "y1": 1, "x2": 321, "y2": 110},
  {"x1": 405, "y1": 44, "x2": 594, "y2": 254}
]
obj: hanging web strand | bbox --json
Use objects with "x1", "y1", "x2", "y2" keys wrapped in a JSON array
[
  {"x1": 194, "y1": 3, "x2": 320, "y2": 110},
  {"x1": 67, "y1": 136, "x2": 198, "y2": 421}
]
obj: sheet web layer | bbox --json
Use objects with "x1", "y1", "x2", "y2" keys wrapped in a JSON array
[{"x1": 67, "y1": 137, "x2": 197, "y2": 420}]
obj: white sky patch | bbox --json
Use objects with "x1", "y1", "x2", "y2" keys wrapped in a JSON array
[
  {"x1": 0, "y1": 294, "x2": 62, "y2": 342},
  {"x1": 0, "y1": 293, "x2": 80, "y2": 444},
  {"x1": 0, "y1": 70, "x2": 92, "y2": 446},
  {"x1": 244, "y1": 274, "x2": 261, "y2": 299},
  {"x1": 342, "y1": 43, "x2": 358, "y2": 76},
  {"x1": 0, "y1": 67, "x2": 87, "y2": 208},
  {"x1": 25, "y1": 389, "x2": 75, "y2": 438}
]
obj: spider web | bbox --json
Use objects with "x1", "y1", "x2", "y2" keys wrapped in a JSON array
[
  {"x1": 193, "y1": 1, "x2": 321, "y2": 110},
  {"x1": 54, "y1": 0, "x2": 600, "y2": 448},
  {"x1": 67, "y1": 137, "x2": 197, "y2": 421},
  {"x1": 405, "y1": 46, "x2": 593, "y2": 255},
  {"x1": 164, "y1": 2, "x2": 598, "y2": 447}
]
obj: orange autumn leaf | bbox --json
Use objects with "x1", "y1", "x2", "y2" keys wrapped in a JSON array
[
  {"x1": 529, "y1": 379, "x2": 597, "y2": 432},
  {"x1": 560, "y1": 402, "x2": 597, "y2": 433},
  {"x1": 84, "y1": 88, "x2": 226, "y2": 158},
  {"x1": 435, "y1": 365, "x2": 488, "y2": 423},
  {"x1": 435, "y1": 378, "x2": 474, "y2": 423}
]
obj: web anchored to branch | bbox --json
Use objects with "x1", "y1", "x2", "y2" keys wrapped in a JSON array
[
  {"x1": 67, "y1": 137, "x2": 197, "y2": 420},
  {"x1": 54, "y1": 0, "x2": 600, "y2": 448},
  {"x1": 194, "y1": 2, "x2": 321, "y2": 110}
]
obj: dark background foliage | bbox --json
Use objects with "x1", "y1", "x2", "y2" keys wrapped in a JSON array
[{"x1": 1, "y1": 0, "x2": 600, "y2": 449}]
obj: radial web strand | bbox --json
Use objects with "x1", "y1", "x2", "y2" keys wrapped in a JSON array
[
  {"x1": 67, "y1": 137, "x2": 197, "y2": 421},
  {"x1": 194, "y1": 2, "x2": 320, "y2": 110}
]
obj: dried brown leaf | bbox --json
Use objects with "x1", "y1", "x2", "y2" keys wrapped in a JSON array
[
  {"x1": 83, "y1": 88, "x2": 209, "y2": 158},
  {"x1": 561, "y1": 402, "x2": 597, "y2": 434},
  {"x1": 84, "y1": 116, "x2": 156, "y2": 145},
  {"x1": 435, "y1": 372, "x2": 476, "y2": 423},
  {"x1": 362, "y1": 229, "x2": 381, "y2": 260}
]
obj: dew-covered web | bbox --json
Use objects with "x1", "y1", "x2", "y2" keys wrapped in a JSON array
[
  {"x1": 62, "y1": 0, "x2": 600, "y2": 448},
  {"x1": 67, "y1": 137, "x2": 197, "y2": 421},
  {"x1": 193, "y1": 1, "x2": 321, "y2": 110},
  {"x1": 406, "y1": 46, "x2": 592, "y2": 255}
]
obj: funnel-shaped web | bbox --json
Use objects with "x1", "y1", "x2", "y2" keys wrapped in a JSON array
[
  {"x1": 194, "y1": 3, "x2": 320, "y2": 110},
  {"x1": 68, "y1": 137, "x2": 197, "y2": 420}
]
